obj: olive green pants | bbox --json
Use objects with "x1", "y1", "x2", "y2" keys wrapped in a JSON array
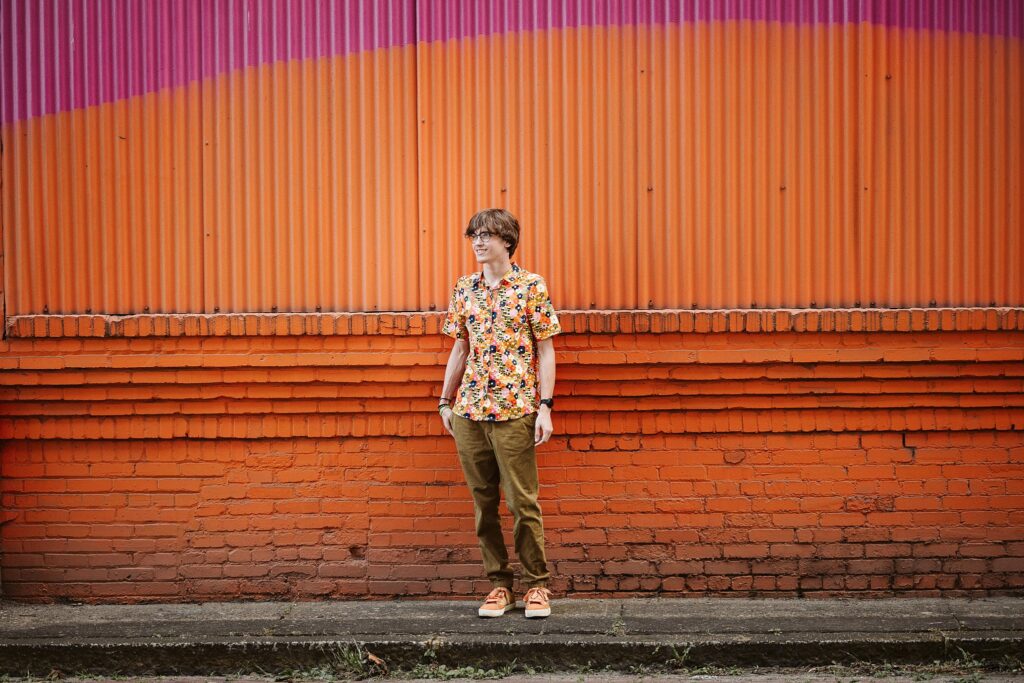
[{"x1": 451, "y1": 412, "x2": 551, "y2": 589}]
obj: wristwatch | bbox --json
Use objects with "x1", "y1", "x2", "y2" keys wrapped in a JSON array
[{"x1": 539, "y1": 398, "x2": 555, "y2": 410}]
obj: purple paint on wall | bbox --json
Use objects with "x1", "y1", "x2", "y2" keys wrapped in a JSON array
[
  {"x1": 201, "y1": 0, "x2": 414, "y2": 80},
  {"x1": 2, "y1": 0, "x2": 414, "y2": 125},
  {"x1": 418, "y1": 0, "x2": 1023, "y2": 42},
  {"x1": 2, "y1": 0, "x2": 206, "y2": 126},
  {"x1": 415, "y1": 0, "x2": 639, "y2": 42},
  {"x1": 2, "y1": 0, "x2": 1022, "y2": 126}
]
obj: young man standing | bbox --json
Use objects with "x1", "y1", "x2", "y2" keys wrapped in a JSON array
[{"x1": 438, "y1": 208, "x2": 561, "y2": 618}]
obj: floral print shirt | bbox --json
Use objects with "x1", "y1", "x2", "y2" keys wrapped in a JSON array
[{"x1": 442, "y1": 262, "x2": 561, "y2": 421}]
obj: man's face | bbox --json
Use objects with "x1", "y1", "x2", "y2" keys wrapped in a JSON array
[{"x1": 468, "y1": 228, "x2": 510, "y2": 264}]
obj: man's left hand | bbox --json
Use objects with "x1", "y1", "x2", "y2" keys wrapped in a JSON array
[{"x1": 534, "y1": 408, "x2": 553, "y2": 445}]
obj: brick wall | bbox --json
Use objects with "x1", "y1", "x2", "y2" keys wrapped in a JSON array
[{"x1": 1, "y1": 309, "x2": 1022, "y2": 602}]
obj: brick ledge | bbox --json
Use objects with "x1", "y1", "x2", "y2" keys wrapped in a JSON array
[{"x1": 4, "y1": 308, "x2": 1022, "y2": 338}]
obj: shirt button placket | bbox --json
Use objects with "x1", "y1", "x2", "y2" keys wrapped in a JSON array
[
  {"x1": 487, "y1": 288, "x2": 502, "y2": 409},
  {"x1": 485, "y1": 290, "x2": 494, "y2": 385}
]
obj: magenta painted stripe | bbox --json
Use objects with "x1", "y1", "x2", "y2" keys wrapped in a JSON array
[
  {"x1": 2, "y1": 0, "x2": 415, "y2": 125},
  {"x1": 418, "y1": 0, "x2": 1024, "y2": 43},
  {"x1": 640, "y1": 0, "x2": 1024, "y2": 35},
  {"x1": 416, "y1": 0, "x2": 639, "y2": 42},
  {"x1": 2, "y1": 0, "x2": 205, "y2": 126},
  {"x1": 201, "y1": 0, "x2": 414, "y2": 82},
  {"x1": 3, "y1": 0, "x2": 1022, "y2": 126}
]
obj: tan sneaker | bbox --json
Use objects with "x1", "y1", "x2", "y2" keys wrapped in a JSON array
[
  {"x1": 523, "y1": 586, "x2": 552, "y2": 618},
  {"x1": 477, "y1": 586, "x2": 515, "y2": 617}
]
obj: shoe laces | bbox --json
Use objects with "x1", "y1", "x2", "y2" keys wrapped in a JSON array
[
  {"x1": 524, "y1": 586, "x2": 551, "y2": 605},
  {"x1": 484, "y1": 587, "x2": 511, "y2": 605}
]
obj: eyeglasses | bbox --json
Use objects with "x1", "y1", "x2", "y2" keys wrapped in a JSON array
[{"x1": 466, "y1": 231, "x2": 494, "y2": 244}]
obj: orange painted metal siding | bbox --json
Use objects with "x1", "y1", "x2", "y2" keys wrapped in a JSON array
[
  {"x1": 1, "y1": 1, "x2": 205, "y2": 315},
  {"x1": 201, "y1": 30, "x2": 420, "y2": 313},
  {"x1": 2, "y1": 1, "x2": 1022, "y2": 315},
  {"x1": 416, "y1": 19, "x2": 640, "y2": 310},
  {"x1": 637, "y1": 16, "x2": 1023, "y2": 309}
]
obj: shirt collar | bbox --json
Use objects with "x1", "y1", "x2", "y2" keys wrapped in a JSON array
[{"x1": 472, "y1": 262, "x2": 522, "y2": 290}]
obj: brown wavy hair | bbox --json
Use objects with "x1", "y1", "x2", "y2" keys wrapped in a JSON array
[{"x1": 465, "y1": 208, "x2": 520, "y2": 258}]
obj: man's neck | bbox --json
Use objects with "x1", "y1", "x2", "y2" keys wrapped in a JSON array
[{"x1": 481, "y1": 258, "x2": 513, "y2": 287}]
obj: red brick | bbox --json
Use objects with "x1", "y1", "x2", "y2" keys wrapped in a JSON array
[{"x1": 603, "y1": 560, "x2": 653, "y2": 575}]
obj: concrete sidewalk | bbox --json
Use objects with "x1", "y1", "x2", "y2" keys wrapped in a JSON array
[{"x1": 1, "y1": 596, "x2": 1022, "y2": 678}]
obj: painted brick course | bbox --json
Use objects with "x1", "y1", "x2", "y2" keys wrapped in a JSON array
[{"x1": 0, "y1": 309, "x2": 1022, "y2": 602}]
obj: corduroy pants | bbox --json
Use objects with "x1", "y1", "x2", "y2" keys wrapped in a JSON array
[{"x1": 451, "y1": 411, "x2": 551, "y2": 589}]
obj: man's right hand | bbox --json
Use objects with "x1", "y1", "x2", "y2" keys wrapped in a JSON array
[{"x1": 440, "y1": 407, "x2": 455, "y2": 436}]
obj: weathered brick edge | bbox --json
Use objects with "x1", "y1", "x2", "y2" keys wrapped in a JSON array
[{"x1": 5, "y1": 308, "x2": 1023, "y2": 338}]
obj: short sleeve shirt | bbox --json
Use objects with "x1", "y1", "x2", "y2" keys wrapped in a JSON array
[{"x1": 441, "y1": 262, "x2": 561, "y2": 421}]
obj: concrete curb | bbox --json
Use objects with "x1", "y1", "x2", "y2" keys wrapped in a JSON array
[{"x1": 1, "y1": 597, "x2": 1021, "y2": 677}]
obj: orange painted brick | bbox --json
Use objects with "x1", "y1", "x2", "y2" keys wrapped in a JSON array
[
  {"x1": 19, "y1": 357, "x2": 65, "y2": 370},
  {"x1": 1, "y1": 316, "x2": 1021, "y2": 599}
]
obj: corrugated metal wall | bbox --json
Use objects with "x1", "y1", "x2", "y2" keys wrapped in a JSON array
[
  {"x1": 1, "y1": 0, "x2": 205, "y2": 315},
  {"x1": 416, "y1": 1, "x2": 641, "y2": 310},
  {"x1": 3, "y1": 0, "x2": 1023, "y2": 315},
  {"x1": 200, "y1": 0, "x2": 419, "y2": 313}
]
